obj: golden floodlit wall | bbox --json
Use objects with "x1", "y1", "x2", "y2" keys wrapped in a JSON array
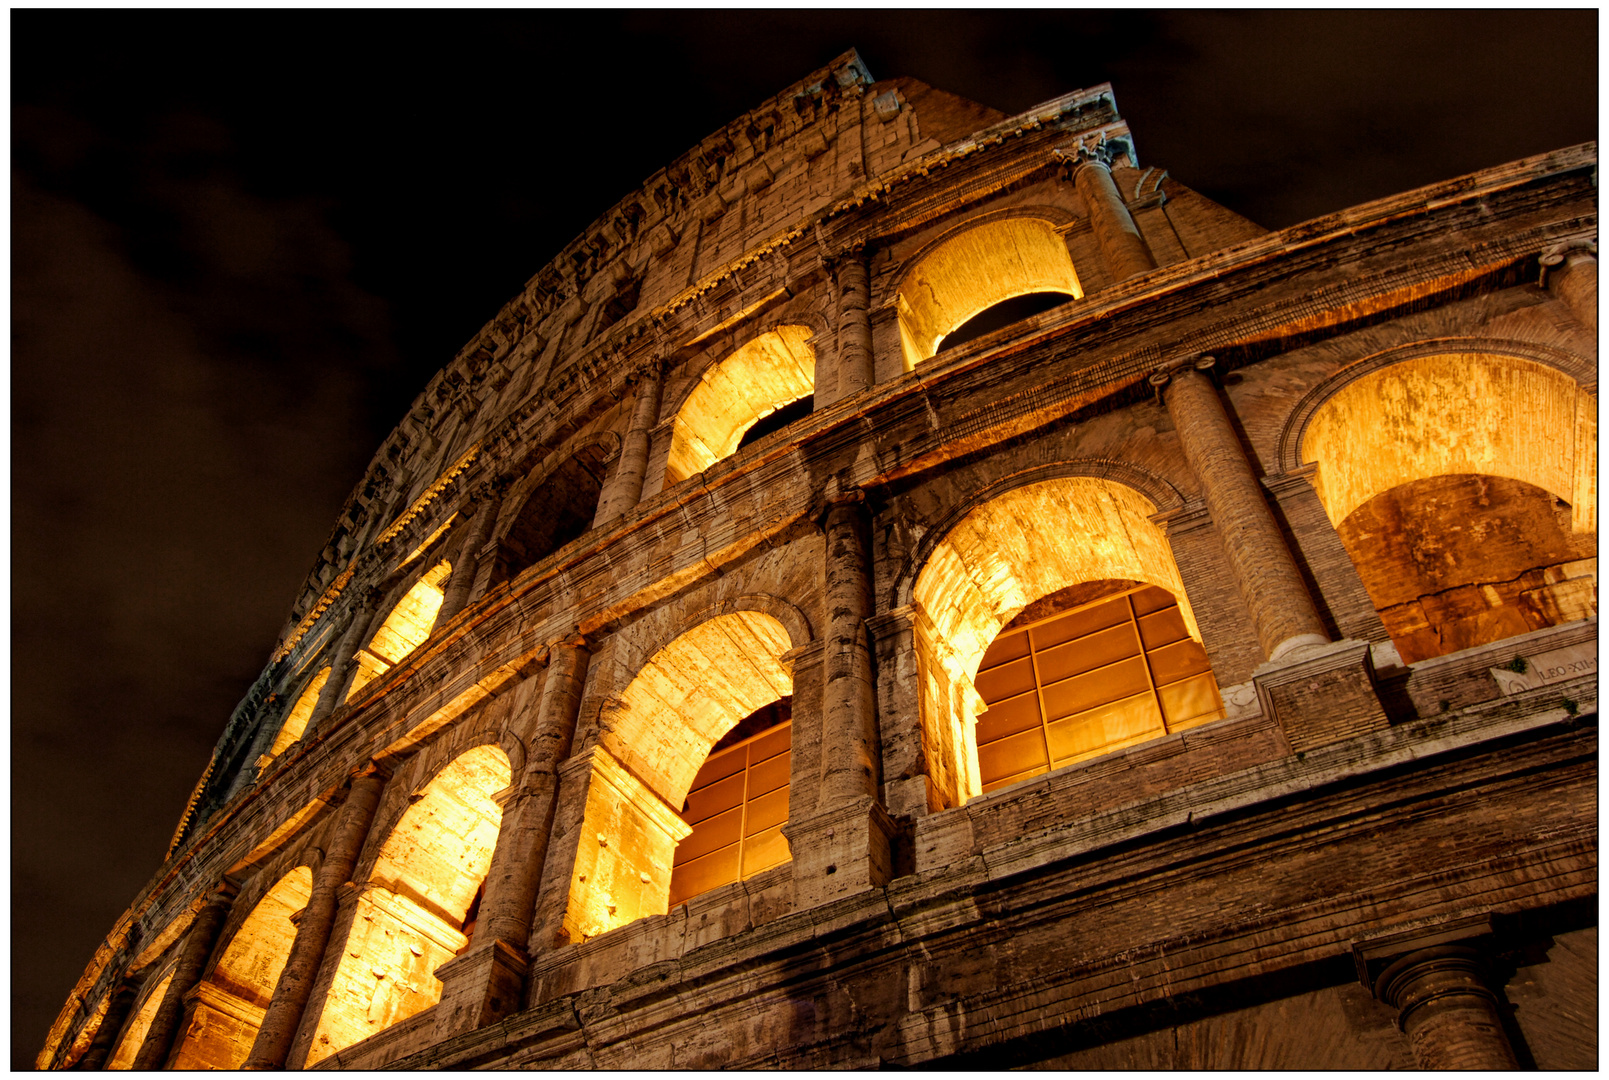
[
  {"x1": 564, "y1": 611, "x2": 796, "y2": 941},
  {"x1": 895, "y1": 217, "x2": 1082, "y2": 367},
  {"x1": 664, "y1": 325, "x2": 816, "y2": 484},
  {"x1": 910, "y1": 477, "x2": 1201, "y2": 806},
  {"x1": 1302, "y1": 353, "x2": 1597, "y2": 534},
  {"x1": 307, "y1": 744, "x2": 508, "y2": 1065},
  {"x1": 40, "y1": 48, "x2": 1597, "y2": 1074}
]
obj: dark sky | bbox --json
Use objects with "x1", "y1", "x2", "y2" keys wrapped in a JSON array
[{"x1": 11, "y1": 11, "x2": 1596, "y2": 1066}]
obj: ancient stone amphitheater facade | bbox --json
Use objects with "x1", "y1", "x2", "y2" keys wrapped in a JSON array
[{"x1": 44, "y1": 51, "x2": 1597, "y2": 1070}]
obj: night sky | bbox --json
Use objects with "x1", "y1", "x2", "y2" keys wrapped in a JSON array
[{"x1": 11, "y1": 11, "x2": 1596, "y2": 1066}]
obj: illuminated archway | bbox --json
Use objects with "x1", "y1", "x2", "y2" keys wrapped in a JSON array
[
  {"x1": 896, "y1": 217, "x2": 1083, "y2": 368},
  {"x1": 346, "y1": 561, "x2": 452, "y2": 700},
  {"x1": 267, "y1": 668, "x2": 330, "y2": 760},
  {"x1": 307, "y1": 744, "x2": 509, "y2": 1066},
  {"x1": 167, "y1": 867, "x2": 313, "y2": 1070},
  {"x1": 106, "y1": 973, "x2": 173, "y2": 1070},
  {"x1": 911, "y1": 476, "x2": 1215, "y2": 804},
  {"x1": 1302, "y1": 354, "x2": 1598, "y2": 662},
  {"x1": 665, "y1": 326, "x2": 815, "y2": 485},
  {"x1": 563, "y1": 611, "x2": 795, "y2": 942}
]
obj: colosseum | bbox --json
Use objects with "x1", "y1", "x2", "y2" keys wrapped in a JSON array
[{"x1": 40, "y1": 50, "x2": 1596, "y2": 1070}]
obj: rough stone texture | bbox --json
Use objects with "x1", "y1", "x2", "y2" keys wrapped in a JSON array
[{"x1": 42, "y1": 51, "x2": 1596, "y2": 1072}]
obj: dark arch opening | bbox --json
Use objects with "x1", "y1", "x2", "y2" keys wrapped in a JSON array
[
  {"x1": 735, "y1": 394, "x2": 814, "y2": 451},
  {"x1": 492, "y1": 444, "x2": 611, "y2": 585},
  {"x1": 938, "y1": 291, "x2": 1075, "y2": 353}
]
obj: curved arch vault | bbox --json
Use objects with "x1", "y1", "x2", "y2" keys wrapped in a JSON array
[{"x1": 912, "y1": 476, "x2": 1212, "y2": 804}]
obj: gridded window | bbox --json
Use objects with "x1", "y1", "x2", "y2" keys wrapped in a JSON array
[
  {"x1": 974, "y1": 583, "x2": 1224, "y2": 793},
  {"x1": 669, "y1": 708, "x2": 792, "y2": 907}
]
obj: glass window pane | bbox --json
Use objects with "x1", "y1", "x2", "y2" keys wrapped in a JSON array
[
  {"x1": 977, "y1": 725, "x2": 1049, "y2": 783},
  {"x1": 689, "y1": 744, "x2": 746, "y2": 792},
  {"x1": 1046, "y1": 693, "x2": 1164, "y2": 765},
  {"x1": 748, "y1": 723, "x2": 791, "y2": 765},
  {"x1": 740, "y1": 825, "x2": 791, "y2": 877},
  {"x1": 1029, "y1": 594, "x2": 1133, "y2": 649},
  {"x1": 744, "y1": 786, "x2": 789, "y2": 836},
  {"x1": 1130, "y1": 584, "x2": 1176, "y2": 617},
  {"x1": 974, "y1": 655, "x2": 1036, "y2": 701},
  {"x1": 683, "y1": 771, "x2": 745, "y2": 824},
  {"x1": 1158, "y1": 672, "x2": 1225, "y2": 729},
  {"x1": 1034, "y1": 622, "x2": 1142, "y2": 684},
  {"x1": 1137, "y1": 607, "x2": 1189, "y2": 650},
  {"x1": 676, "y1": 805, "x2": 744, "y2": 864},
  {"x1": 746, "y1": 750, "x2": 790, "y2": 799},
  {"x1": 669, "y1": 845, "x2": 741, "y2": 908},
  {"x1": 1147, "y1": 637, "x2": 1214, "y2": 687},
  {"x1": 978, "y1": 629, "x2": 1030, "y2": 670},
  {"x1": 976, "y1": 692, "x2": 1041, "y2": 744},
  {"x1": 1041, "y1": 655, "x2": 1151, "y2": 720}
]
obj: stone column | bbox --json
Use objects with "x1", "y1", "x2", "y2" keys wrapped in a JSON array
[
  {"x1": 825, "y1": 248, "x2": 875, "y2": 407},
  {"x1": 1376, "y1": 947, "x2": 1519, "y2": 1069},
  {"x1": 1068, "y1": 143, "x2": 1156, "y2": 282},
  {"x1": 437, "y1": 486, "x2": 502, "y2": 624},
  {"x1": 783, "y1": 493, "x2": 893, "y2": 906},
  {"x1": 820, "y1": 494, "x2": 878, "y2": 803},
  {"x1": 243, "y1": 765, "x2": 389, "y2": 1070},
  {"x1": 594, "y1": 366, "x2": 664, "y2": 524},
  {"x1": 1541, "y1": 242, "x2": 1597, "y2": 336},
  {"x1": 432, "y1": 637, "x2": 591, "y2": 1039},
  {"x1": 72, "y1": 982, "x2": 137, "y2": 1070},
  {"x1": 304, "y1": 592, "x2": 378, "y2": 732},
  {"x1": 131, "y1": 883, "x2": 236, "y2": 1070},
  {"x1": 1158, "y1": 359, "x2": 1328, "y2": 662}
]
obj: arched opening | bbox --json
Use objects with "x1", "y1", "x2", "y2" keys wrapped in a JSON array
[
  {"x1": 492, "y1": 442, "x2": 613, "y2": 584},
  {"x1": 266, "y1": 668, "x2": 331, "y2": 762},
  {"x1": 563, "y1": 611, "x2": 794, "y2": 942},
  {"x1": 665, "y1": 325, "x2": 816, "y2": 485},
  {"x1": 896, "y1": 218, "x2": 1083, "y2": 369},
  {"x1": 974, "y1": 581, "x2": 1221, "y2": 793},
  {"x1": 106, "y1": 972, "x2": 173, "y2": 1070},
  {"x1": 307, "y1": 744, "x2": 510, "y2": 1066},
  {"x1": 669, "y1": 698, "x2": 792, "y2": 907},
  {"x1": 346, "y1": 561, "x2": 452, "y2": 701},
  {"x1": 167, "y1": 867, "x2": 313, "y2": 1070},
  {"x1": 937, "y1": 291, "x2": 1073, "y2": 353},
  {"x1": 1302, "y1": 354, "x2": 1597, "y2": 663},
  {"x1": 911, "y1": 476, "x2": 1220, "y2": 805}
]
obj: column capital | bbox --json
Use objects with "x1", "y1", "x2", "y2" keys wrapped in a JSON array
[
  {"x1": 351, "y1": 759, "x2": 393, "y2": 785},
  {"x1": 1351, "y1": 912, "x2": 1499, "y2": 992}
]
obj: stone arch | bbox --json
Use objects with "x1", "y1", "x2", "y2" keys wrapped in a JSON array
[
  {"x1": 909, "y1": 474, "x2": 1213, "y2": 805},
  {"x1": 1281, "y1": 340, "x2": 1597, "y2": 528},
  {"x1": 306, "y1": 744, "x2": 510, "y2": 1066},
  {"x1": 1286, "y1": 347, "x2": 1597, "y2": 663},
  {"x1": 607, "y1": 593, "x2": 814, "y2": 686},
  {"x1": 166, "y1": 866, "x2": 313, "y2": 1070},
  {"x1": 266, "y1": 666, "x2": 331, "y2": 760},
  {"x1": 895, "y1": 458, "x2": 1186, "y2": 611},
  {"x1": 562, "y1": 610, "x2": 799, "y2": 943},
  {"x1": 490, "y1": 435, "x2": 617, "y2": 584},
  {"x1": 106, "y1": 970, "x2": 174, "y2": 1070},
  {"x1": 664, "y1": 325, "x2": 817, "y2": 485},
  {"x1": 892, "y1": 214, "x2": 1084, "y2": 369},
  {"x1": 346, "y1": 560, "x2": 453, "y2": 701}
]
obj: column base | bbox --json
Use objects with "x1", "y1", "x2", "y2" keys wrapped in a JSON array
[
  {"x1": 782, "y1": 796, "x2": 896, "y2": 910},
  {"x1": 1253, "y1": 638, "x2": 1390, "y2": 752},
  {"x1": 430, "y1": 939, "x2": 530, "y2": 1041}
]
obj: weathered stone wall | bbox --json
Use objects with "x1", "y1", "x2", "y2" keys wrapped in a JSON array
[{"x1": 41, "y1": 50, "x2": 1596, "y2": 1072}]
